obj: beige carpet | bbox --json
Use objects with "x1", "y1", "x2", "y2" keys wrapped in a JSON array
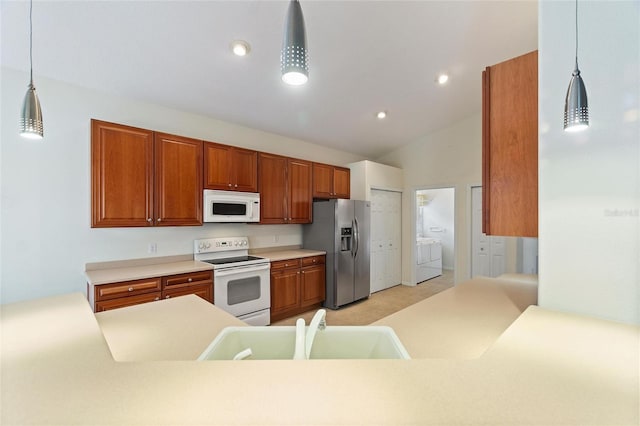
[{"x1": 272, "y1": 270, "x2": 454, "y2": 326}]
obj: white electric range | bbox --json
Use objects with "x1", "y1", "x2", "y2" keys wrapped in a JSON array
[{"x1": 194, "y1": 237, "x2": 271, "y2": 326}]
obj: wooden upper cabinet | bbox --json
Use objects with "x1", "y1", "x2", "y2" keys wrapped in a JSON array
[
  {"x1": 332, "y1": 167, "x2": 351, "y2": 199},
  {"x1": 312, "y1": 163, "x2": 350, "y2": 199},
  {"x1": 92, "y1": 120, "x2": 154, "y2": 227},
  {"x1": 91, "y1": 120, "x2": 202, "y2": 228},
  {"x1": 312, "y1": 163, "x2": 333, "y2": 198},
  {"x1": 204, "y1": 142, "x2": 257, "y2": 192},
  {"x1": 482, "y1": 50, "x2": 538, "y2": 237},
  {"x1": 154, "y1": 133, "x2": 203, "y2": 226},
  {"x1": 288, "y1": 158, "x2": 312, "y2": 224},
  {"x1": 258, "y1": 153, "x2": 312, "y2": 224},
  {"x1": 258, "y1": 152, "x2": 288, "y2": 224}
]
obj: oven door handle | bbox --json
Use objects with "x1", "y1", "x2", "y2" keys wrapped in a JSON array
[{"x1": 214, "y1": 263, "x2": 270, "y2": 277}]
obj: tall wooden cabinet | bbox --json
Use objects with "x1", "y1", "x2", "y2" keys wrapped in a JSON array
[
  {"x1": 258, "y1": 153, "x2": 312, "y2": 224},
  {"x1": 482, "y1": 50, "x2": 538, "y2": 237},
  {"x1": 312, "y1": 163, "x2": 350, "y2": 199},
  {"x1": 91, "y1": 120, "x2": 202, "y2": 227},
  {"x1": 203, "y1": 142, "x2": 258, "y2": 192}
]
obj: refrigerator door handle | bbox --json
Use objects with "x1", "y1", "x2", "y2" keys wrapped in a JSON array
[{"x1": 353, "y1": 217, "x2": 359, "y2": 258}]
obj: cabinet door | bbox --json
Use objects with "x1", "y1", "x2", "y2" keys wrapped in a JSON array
[
  {"x1": 270, "y1": 269, "x2": 301, "y2": 316},
  {"x1": 204, "y1": 142, "x2": 233, "y2": 190},
  {"x1": 482, "y1": 50, "x2": 538, "y2": 237},
  {"x1": 332, "y1": 167, "x2": 351, "y2": 199},
  {"x1": 95, "y1": 292, "x2": 161, "y2": 312},
  {"x1": 312, "y1": 163, "x2": 333, "y2": 199},
  {"x1": 162, "y1": 283, "x2": 213, "y2": 303},
  {"x1": 301, "y1": 264, "x2": 325, "y2": 307},
  {"x1": 154, "y1": 133, "x2": 203, "y2": 226},
  {"x1": 232, "y1": 148, "x2": 258, "y2": 192},
  {"x1": 91, "y1": 120, "x2": 154, "y2": 227},
  {"x1": 259, "y1": 153, "x2": 288, "y2": 224},
  {"x1": 288, "y1": 158, "x2": 312, "y2": 224}
]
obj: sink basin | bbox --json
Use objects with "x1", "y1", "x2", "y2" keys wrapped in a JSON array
[{"x1": 197, "y1": 326, "x2": 411, "y2": 360}]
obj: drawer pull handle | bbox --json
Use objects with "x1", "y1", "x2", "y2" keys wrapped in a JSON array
[
  {"x1": 187, "y1": 278, "x2": 193, "y2": 282},
  {"x1": 165, "y1": 295, "x2": 171, "y2": 299},
  {"x1": 154, "y1": 297, "x2": 160, "y2": 301},
  {"x1": 128, "y1": 287, "x2": 134, "y2": 292}
]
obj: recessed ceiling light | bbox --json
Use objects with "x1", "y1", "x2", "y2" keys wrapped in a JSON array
[
  {"x1": 230, "y1": 40, "x2": 251, "y2": 57},
  {"x1": 437, "y1": 74, "x2": 449, "y2": 85},
  {"x1": 377, "y1": 111, "x2": 387, "y2": 119}
]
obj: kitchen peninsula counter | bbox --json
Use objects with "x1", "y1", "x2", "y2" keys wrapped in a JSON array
[{"x1": 2, "y1": 278, "x2": 638, "y2": 425}]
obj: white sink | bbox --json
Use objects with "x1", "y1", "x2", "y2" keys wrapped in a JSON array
[{"x1": 197, "y1": 326, "x2": 411, "y2": 360}]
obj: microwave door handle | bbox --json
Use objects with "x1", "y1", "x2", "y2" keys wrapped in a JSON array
[
  {"x1": 214, "y1": 264, "x2": 270, "y2": 277},
  {"x1": 251, "y1": 200, "x2": 260, "y2": 221}
]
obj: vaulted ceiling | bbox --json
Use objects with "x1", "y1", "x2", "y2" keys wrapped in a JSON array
[{"x1": 1, "y1": 1, "x2": 538, "y2": 158}]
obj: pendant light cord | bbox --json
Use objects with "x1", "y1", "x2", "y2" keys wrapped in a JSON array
[
  {"x1": 574, "y1": 0, "x2": 579, "y2": 71},
  {"x1": 28, "y1": 0, "x2": 34, "y2": 86}
]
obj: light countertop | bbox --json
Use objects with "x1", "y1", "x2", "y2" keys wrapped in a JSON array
[
  {"x1": 86, "y1": 259, "x2": 213, "y2": 285},
  {"x1": 253, "y1": 248, "x2": 326, "y2": 262},
  {"x1": 2, "y1": 278, "x2": 638, "y2": 425},
  {"x1": 85, "y1": 249, "x2": 326, "y2": 286}
]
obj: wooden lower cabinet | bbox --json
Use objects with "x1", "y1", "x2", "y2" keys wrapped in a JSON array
[
  {"x1": 90, "y1": 270, "x2": 213, "y2": 312},
  {"x1": 301, "y1": 264, "x2": 325, "y2": 308},
  {"x1": 270, "y1": 255, "x2": 325, "y2": 323},
  {"x1": 162, "y1": 283, "x2": 212, "y2": 302},
  {"x1": 95, "y1": 292, "x2": 161, "y2": 312}
]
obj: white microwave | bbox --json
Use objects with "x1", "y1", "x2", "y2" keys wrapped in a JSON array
[{"x1": 203, "y1": 190, "x2": 260, "y2": 223}]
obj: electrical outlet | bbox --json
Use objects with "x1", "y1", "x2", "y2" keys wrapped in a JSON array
[{"x1": 148, "y1": 243, "x2": 157, "y2": 254}]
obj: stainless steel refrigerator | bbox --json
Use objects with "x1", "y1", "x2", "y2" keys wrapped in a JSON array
[{"x1": 303, "y1": 199, "x2": 370, "y2": 309}]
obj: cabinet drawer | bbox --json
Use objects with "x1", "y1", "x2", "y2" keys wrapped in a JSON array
[
  {"x1": 163, "y1": 270, "x2": 213, "y2": 288},
  {"x1": 95, "y1": 292, "x2": 161, "y2": 312},
  {"x1": 301, "y1": 255, "x2": 325, "y2": 267},
  {"x1": 271, "y1": 258, "x2": 301, "y2": 270},
  {"x1": 95, "y1": 277, "x2": 162, "y2": 301}
]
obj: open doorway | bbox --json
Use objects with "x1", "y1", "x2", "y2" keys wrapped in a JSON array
[{"x1": 415, "y1": 187, "x2": 455, "y2": 284}]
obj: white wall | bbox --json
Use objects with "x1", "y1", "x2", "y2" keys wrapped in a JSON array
[
  {"x1": 377, "y1": 114, "x2": 483, "y2": 284},
  {"x1": 0, "y1": 67, "x2": 364, "y2": 304},
  {"x1": 538, "y1": 1, "x2": 639, "y2": 324}
]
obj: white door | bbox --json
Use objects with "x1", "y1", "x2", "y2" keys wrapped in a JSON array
[
  {"x1": 370, "y1": 189, "x2": 402, "y2": 292},
  {"x1": 471, "y1": 186, "x2": 506, "y2": 278}
]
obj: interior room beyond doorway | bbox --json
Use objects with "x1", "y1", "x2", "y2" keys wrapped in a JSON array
[{"x1": 415, "y1": 187, "x2": 455, "y2": 285}]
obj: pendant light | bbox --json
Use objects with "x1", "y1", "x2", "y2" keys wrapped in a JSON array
[
  {"x1": 19, "y1": 0, "x2": 43, "y2": 139},
  {"x1": 563, "y1": 0, "x2": 589, "y2": 132},
  {"x1": 281, "y1": 0, "x2": 309, "y2": 86}
]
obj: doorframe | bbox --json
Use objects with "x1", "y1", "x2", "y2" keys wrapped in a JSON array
[{"x1": 411, "y1": 184, "x2": 458, "y2": 286}]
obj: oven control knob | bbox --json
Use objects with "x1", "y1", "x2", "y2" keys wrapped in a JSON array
[
  {"x1": 206, "y1": 242, "x2": 211, "y2": 248},
  {"x1": 243, "y1": 241, "x2": 247, "y2": 246}
]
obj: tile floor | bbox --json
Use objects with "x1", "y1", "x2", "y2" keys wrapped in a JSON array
[{"x1": 272, "y1": 270, "x2": 454, "y2": 326}]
